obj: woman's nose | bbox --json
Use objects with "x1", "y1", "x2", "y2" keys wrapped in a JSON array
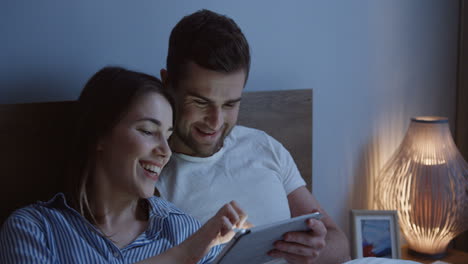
[{"x1": 153, "y1": 137, "x2": 172, "y2": 160}]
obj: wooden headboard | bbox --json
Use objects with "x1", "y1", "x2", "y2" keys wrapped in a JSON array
[{"x1": 0, "y1": 89, "x2": 312, "y2": 224}]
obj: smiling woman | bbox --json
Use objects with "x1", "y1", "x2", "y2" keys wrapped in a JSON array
[
  {"x1": 0, "y1": 66, "x2": 248, "y2": 263},
  {"x1": 92, "y1": 92, "x2": 173, "y2": 205},
  {"x1": 68, "y1": 67, "x2": 176, "y2": 224}
]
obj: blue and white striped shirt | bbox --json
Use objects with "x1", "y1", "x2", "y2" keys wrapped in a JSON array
[{"x1": 0, "y1": 193, "x2": 220, "y2": 263}]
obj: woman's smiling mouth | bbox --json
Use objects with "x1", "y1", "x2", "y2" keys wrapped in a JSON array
[{"x1": 139, "y1": 161, "x2": 162, "y2": 180}]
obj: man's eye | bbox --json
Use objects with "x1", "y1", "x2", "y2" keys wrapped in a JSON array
[
  {"x1": 223, "y1": 103, "x2": 235, "y2": 108},
  {"x1": 194, "y1": 100, "x2": 208, "y2": 106}
]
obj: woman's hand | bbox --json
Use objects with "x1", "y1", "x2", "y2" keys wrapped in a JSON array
[
  {"x1": 136, "y1": 201, "x2": 250, "y2": 264},
  {"x1": 177, "y1": 201, "x2": 249, "y2": 263},
  {"x1": 202, "y1": 200, "x2": 249, "y2": 246}
]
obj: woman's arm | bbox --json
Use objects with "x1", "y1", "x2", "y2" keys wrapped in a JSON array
[{"x1": 137, "y1": 200, "x2": 248, "y2": 264}]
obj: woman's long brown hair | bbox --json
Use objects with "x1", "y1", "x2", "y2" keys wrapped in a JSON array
[{"x1": 65, "y1": 66, "x2": 174, "y2": 224}]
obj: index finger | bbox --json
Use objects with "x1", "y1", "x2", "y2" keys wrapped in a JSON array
[{"x1": 228, "y1": 201, "x2": 248, "y2": 228}]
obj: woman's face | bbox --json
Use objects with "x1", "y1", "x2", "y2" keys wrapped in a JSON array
[{"x1": 96, "y1": 92, "x2": 173, "y2": 199}]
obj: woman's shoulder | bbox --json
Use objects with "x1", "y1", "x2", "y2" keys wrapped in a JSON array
[
  {"x1": 3, "y1": 193, "x2": 70, "y2": 228},
  {"x1": 2, "y1": 204, "x2": 51, "y2": 235},
  {"x1": 147, "y1": 196, "x2": 192, "y2": 216},
  {"x1": 147, "y1": 196, "x2": 201, "y2": 227}
]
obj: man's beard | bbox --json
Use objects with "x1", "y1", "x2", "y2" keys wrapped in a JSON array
[{"x1": 175, "y1": 125, "x2": 234, "y2": 157}]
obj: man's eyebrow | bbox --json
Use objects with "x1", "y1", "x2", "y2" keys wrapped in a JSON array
[
  {"x1": 137, "y1": 118, "x2": 174, "y2": 132},
  {"x1": 186, "y1": 91, "x2": 242, "y2": 104},
  {"x1": 225, "y1": 97, "x2": 242, "y2": 104}
]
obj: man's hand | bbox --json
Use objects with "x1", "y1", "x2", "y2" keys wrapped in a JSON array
[{"x1": 268, "y1": 218, "x2": 327, "y2": 264}]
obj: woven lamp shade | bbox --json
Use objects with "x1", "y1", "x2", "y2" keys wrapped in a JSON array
[{"x1": 376, "y1": 116, "x2": 468, "y2": 256}]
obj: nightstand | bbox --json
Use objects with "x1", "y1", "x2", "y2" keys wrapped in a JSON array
[{"x1": 401, "y1": 245, "x2": 468, "y2": 264}]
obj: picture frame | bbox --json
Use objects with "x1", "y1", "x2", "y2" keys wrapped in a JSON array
[{"x1": 350, "y1": 210, "x2": 401, "y2": 259}]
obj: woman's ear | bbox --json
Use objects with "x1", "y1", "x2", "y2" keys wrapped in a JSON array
[
  {"x1": 96, "y1": 139, "x2": 105, "y2": 151},
  {"x1": 96, "y1": 143, "x2": 103, "y2": 151}
]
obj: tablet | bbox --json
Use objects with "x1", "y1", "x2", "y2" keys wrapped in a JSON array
[{"x1": 212, "y1": 212, "x2": 323, "y2": 264}]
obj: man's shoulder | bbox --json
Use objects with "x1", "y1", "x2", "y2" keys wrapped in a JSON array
[
  {"x1": 230, "y1": 125, "x2": 281, "y2": 146},
  {"x1": 231, "y1": 125, "x2": 271, "y2": 140},
  {"x1": 227, "y1": 126, "x2": 291, "y2": 160}
]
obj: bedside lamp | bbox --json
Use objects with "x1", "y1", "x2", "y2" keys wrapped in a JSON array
[{"x1": 376, "y1": 116, "x2": 468, "y2": 257}]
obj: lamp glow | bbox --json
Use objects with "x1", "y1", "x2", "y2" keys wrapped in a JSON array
[{"x1": 376, "y1": 116, "x2": 468, "y2": 257}]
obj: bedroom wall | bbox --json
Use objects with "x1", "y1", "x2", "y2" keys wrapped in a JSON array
[{"x1": 0, "y1": 0, "x2": 459, "y2": 238}]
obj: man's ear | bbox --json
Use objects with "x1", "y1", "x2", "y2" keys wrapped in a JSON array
[{"x1": 160, "y1": 69, "x2": 168, "y2": 88}]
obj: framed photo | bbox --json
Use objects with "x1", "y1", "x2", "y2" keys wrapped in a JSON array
[{"x1": 350, "y1": 210, "x2": 401, "y2": 259}]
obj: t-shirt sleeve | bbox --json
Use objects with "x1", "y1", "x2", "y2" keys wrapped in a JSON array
[
  {"x1": 267, "y1": 133, "x2": 306, "y2": 195},
  {"x1": 0, "y1": 211, "x2": 57, "y2": 263}
]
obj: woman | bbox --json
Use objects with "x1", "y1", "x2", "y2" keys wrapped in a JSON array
[{"x1": 0, "y1": 67, "x2": 246, "y2": 263}]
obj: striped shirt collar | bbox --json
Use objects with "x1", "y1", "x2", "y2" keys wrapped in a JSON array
[
  {"x1": 42, "y1": 193, "x2": 185, "y2": 216},
  {"x1": 40, "y1": 193, "x2": 186, "y2": 240}
]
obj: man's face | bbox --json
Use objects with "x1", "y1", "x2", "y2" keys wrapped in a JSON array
[{"x1": 169, "y1": 62, "x2": 245, "y2": 157}]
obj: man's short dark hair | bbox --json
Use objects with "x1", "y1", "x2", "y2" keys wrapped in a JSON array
[{"x1": 166, "y1": 9, "x2": 250, "y2": 87}]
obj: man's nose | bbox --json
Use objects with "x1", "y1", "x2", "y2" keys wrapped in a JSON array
[{"x1": 205, "y1": 106, "x2": 224, "y2": 130}]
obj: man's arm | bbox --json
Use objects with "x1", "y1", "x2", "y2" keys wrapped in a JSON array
[{"x1": 269, "y1": 186, "x2": 351, "y2": 264}]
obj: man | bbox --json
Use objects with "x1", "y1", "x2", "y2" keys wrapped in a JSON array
[{"x1": 156, "y1": 9, "x2": 351, "y2": 264}]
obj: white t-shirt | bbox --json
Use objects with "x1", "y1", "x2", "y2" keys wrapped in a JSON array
[{"x1": 155, "y1": 126, "x2": 306, "y2": 226}]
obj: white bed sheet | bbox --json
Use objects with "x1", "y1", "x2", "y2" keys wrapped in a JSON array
[{"x1": 344, "y1": 257, "x2": 422, "y2": 264}]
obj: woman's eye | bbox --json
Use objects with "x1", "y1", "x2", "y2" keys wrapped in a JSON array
[{"x1": 138, "y1": 129, "x2": 153, "y2": 136}]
